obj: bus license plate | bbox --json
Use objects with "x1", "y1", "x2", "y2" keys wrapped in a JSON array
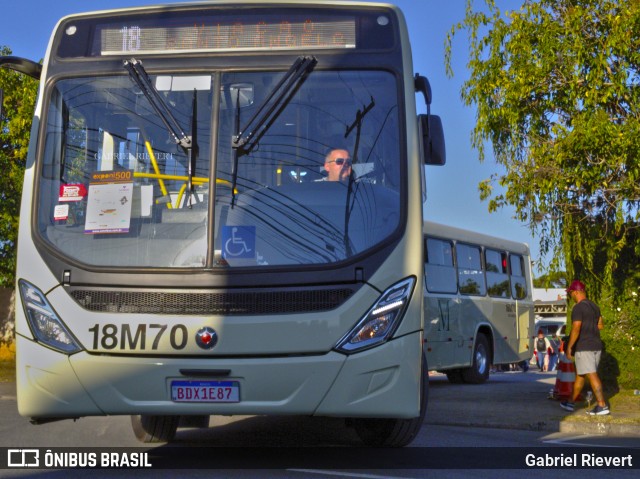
[{"x1": 171, "y1": 380, "x2": 240, "y2": 403}]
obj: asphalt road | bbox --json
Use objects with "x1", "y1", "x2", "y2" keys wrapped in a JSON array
[{"x1": 0, "y1": 370, "x2": 637, "y2": 478}]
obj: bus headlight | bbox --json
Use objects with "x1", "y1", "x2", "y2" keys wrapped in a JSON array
[
  {"x1": 18, "y1": 280, "x2": 82, "y2": 354},
  {"x1": 335, "y1": 277, "x2": 416, "y2": 354}
]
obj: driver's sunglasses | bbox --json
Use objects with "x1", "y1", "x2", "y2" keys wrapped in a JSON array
[{"x1": 329, "y1": 158, "x2": 352, "y2": 166}]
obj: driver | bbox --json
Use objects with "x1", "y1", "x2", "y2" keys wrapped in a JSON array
[{"x1": 318, "y1": 148, "x2": 352, "y2": 182}]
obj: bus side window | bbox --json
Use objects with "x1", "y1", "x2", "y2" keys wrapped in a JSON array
[
  {"x1": 509, "y1": 254, "x2": 527, "y2": 299},
  {"x1": 485, "y1": 249, "x2": 510, "y2": 298},
  {"x1": 425, "y1": 237, "x2": 457, "y2": 293},
  {"x1": 456, "y1": 243, "x2": 486, "y2": 296}
]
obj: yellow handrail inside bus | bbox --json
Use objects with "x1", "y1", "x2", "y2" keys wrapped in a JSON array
[
  {"x1": 134, "y1": 171, "x2": 209, "y2": 183},
  {"x1": 137, "y1": 141, "x2": 235, "y2": 209},
  {"x1": 144, "y1": 141, "x2": 173, "y2": 209}
]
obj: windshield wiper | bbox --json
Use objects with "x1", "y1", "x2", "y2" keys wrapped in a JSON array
[
  {"x1": 344, "y1": 96, "x2": 375, "y2": 166},
  {"x1": 342, "y1": 96, "x2": 376, "y2": 256},
  {"x1": 124, "y1": 58, "x2": 199, "y2": 208},
  {"x1": 230, "y1": 55, "x2": 317, "y2": 205}
]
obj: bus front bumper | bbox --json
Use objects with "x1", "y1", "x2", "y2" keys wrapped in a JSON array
[{"x1": 16, "y1": 332, "x2": 422, "y2": 421}]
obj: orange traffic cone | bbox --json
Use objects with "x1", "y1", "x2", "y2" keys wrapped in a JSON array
[{"x1": 552, "y1": 353, "x2": 575, "y2": 400}]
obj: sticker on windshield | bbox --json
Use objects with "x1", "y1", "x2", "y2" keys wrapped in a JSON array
[
  {"x1": 84, "y1": 170, "x2": 134, "y2": 234},
  {"x1": 54, "y1": 204, "x2": 69, "y2": 221},
  {"x1": 222, "y1": 226, "x2": 256, "y2": 259},
  {"x1": 59, "y1": 183, "x2": 87, "y2": 202}
]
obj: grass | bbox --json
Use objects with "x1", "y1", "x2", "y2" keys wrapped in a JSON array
[
  {"x1": 0, "y1": 360, "x2": 15, "y2": 382},
  {"x1": 609, "y1": 389, "x2": 640, "y2": 412},
  {"x1": 0, "y1": 342, "x2": 16, "y2": 382},
  {"x1": 562, "y1": 388, "x2": 640, "y2": 424}
]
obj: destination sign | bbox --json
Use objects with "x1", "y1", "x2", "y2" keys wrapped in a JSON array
[{"x1": 97, "y1": 17, "x2": 356, "y2": 55}]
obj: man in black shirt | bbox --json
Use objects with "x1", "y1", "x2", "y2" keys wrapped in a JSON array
[{"x1": 560, "y1": 280, "x2": 610, "y2": 415}]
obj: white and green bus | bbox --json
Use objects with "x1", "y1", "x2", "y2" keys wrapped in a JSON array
[
  {"x1": 423, "y1": 221, "x2": 534, "y2": 383},
  {"x1": 2, "y1": 0, "x2": 445, "y2": 446}
]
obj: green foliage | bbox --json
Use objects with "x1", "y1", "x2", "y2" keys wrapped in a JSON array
[
  {"x1": 0, "y1": 46, "x2": 38, "y2": 286},
  {"x1": 445, "y1": 0, "x2": 640, "y2": 293},
  {"x1": 598, "y1": 293, "x2": 640, "y2": 390}
]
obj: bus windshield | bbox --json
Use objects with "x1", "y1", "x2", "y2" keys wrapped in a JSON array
[{"x1": 37, "y1": 67, "x2": 401, "y2": 268}]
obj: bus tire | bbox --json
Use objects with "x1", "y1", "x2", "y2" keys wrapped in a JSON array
[
  {"x1": 462, "y1": 334, "x2": 490, "y2": 384},
  {"x1": 445, "y1": 368, "x2": 464, "y2": 384},
  {"x1": 350, "y1": 353, "x2": 428, "y2": 447},
  {"x1": 131, "y1": 415, "x2": 179, "y2": 443}
]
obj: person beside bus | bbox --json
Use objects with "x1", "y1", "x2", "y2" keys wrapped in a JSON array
[
  {"x1": 547, "y1": 331, "x2": 561, "y2": 371},
  {"x1": 535, "y1": 329, "x2": 553, "y2": 371},
  {"x1": 560, "y1": 280, "x2": 610, "y2": 415}
]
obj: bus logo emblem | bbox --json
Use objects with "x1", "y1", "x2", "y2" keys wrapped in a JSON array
[{"x1": 195, "y1": 327, "x2": 218, "y2": 350}]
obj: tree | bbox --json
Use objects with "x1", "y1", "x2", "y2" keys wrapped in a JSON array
[
  {"x1": 445, "y1": 0, "x2": 640, "y2": 298},
  {"x1": 0, "y1": 46, "x2": 38, "y2": 286}
]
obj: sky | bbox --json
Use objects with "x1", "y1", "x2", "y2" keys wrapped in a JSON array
[{"x1": 0, "y1": 0, "x2": 547, "y2": 275}]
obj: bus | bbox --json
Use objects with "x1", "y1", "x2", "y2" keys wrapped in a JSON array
[
  {"x1": 423, "y1": 221, "x2": 534, "y2": 383},
  {"x1": 2, "y1": 0, "x2": 445, "y2": 446}
]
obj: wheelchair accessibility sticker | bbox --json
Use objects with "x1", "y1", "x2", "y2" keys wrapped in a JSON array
[{"x1": 222, "y1": 226, "x2": 256, "y2": 259}]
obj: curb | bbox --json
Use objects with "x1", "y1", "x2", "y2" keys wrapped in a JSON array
[
  {"x1": 559, "y1": 420, "x2": 640, "y2": 437},
  {"x1": 426, "y1": 417, "x2": 640, "y2": 436},
  {"x1": 425, "y1": 419, "x2": 561, "y2": 433}
]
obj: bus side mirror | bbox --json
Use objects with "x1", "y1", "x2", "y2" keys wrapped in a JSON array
[
  {"x1": 0, "y1": 56, "x2": 42, "y2": 79},
  {"x1": 419, "y1": 114, "x2": 446, "y2": 166},
  {"x1": 1, "y1": 56, "x2": 42, "y2": 119}
]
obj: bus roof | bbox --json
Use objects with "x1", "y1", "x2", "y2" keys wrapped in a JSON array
[
  {"x1": 424, "y1": 220, "x2": 530, "y2": 256},
  {"x1": 56, "y1": 0, "x2": 401, "y2": 21}
]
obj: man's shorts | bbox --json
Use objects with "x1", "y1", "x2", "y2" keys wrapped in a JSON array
[{"x1": 574, "y1": 350, "x2": 602, "y2": 375}]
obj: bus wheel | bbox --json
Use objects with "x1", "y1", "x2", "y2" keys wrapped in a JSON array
[
  {"x1": 445, "y1": 368, "x2": 464, "y2": 383},
  {"x1": 462, "y1": 334, "x2": 490, "y2": 384},
  {"x1": 350, "y1": 353, "x2": 428, "y2": 447},
  {"x1": 131, "y1": 415, "x2": 179, "y2": 443}
]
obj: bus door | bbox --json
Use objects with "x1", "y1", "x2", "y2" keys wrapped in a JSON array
[
  {"x1": 424, "y1": 237, "x2": 464, "y2": 368},
  {"x1": 510, "y1": 254, "x2": 534, "y2": 357},
  {"x1": 455, "y1": 242, "x2": 489, "y2": 366}
]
